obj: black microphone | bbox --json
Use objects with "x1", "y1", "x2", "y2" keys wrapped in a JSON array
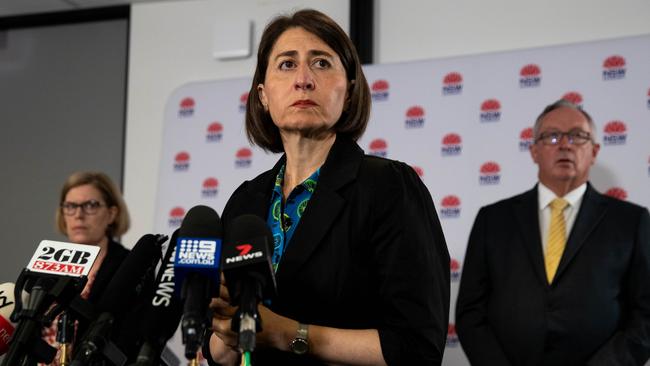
[
  {"x1": 97, "y1": 234, "x2": 166, "y2": 314},
  {"x1": 172, "y1": 205, "x2": 222, "y2": 360},
  {"x1": 71, "y1": 234, "x2": 166, "y2": 366},
  {"x1": 222, "y1": 214, "x2": 276, "y2": 352},
  {"x1": 131, "y1": 229, "x2": 183, "y2": 366},
  {"x1": 3, "y1": 240, "x2": 98, "y2": 366}
]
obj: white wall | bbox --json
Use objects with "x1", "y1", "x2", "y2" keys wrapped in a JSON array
[
  {"x1": 375, "y1": 0, "x2": 650, "y2": 62},
  {"x1": 123, "y1": 0, "x2": 650, "y2": 245}
]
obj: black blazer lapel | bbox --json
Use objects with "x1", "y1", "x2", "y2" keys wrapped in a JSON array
[
  {"x1": 555, "y1": 183, "x2": 608, "y2": 281},
  {"x1": 276, "y1": 136, "x2": 362, "y2": 281},
  {"x1": 233, "y1": 156, "x2": 285, "y2": 220},
  {"x1": 513, "y1": 186, "x2": 548, "y2": 286}
]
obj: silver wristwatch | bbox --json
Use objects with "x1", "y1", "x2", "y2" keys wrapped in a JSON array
[{"x1": 289, "y1": 323, "x2": 309, "y2": 355}]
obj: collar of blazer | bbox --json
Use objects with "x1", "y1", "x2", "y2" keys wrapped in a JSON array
[
  {"x1": 242, "y1": 135, "x2": 364, "y2": 280},
  {"x1": 513, "y1": 182, "x2": 608, "y2": 286}
]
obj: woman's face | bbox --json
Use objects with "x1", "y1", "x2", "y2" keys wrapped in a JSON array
[
  {"x1": 258, "y1": 27, "x2": 349, "y2": 137},
  {"x1": 62, "y1": 184, "x2": 117, "y2": 246}
]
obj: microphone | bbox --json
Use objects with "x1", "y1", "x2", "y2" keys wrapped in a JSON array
[
  {"x1": 0, "y1": 283, "x2": 17, "y2": 356},
  {"x1": 222, "y1": 214, "x2": 276, "y2": 352},
  {"x1": 3, "y1": 240, "x2": 100, "y2": 366},
  {"x1": 97, "y1": 234, "x2": 166, "y2": 315},
  {"x1": 173, "y1": 205, "x2": 222, "y2": 360},
  {"x1": 131, "y1": 229, "x2": 183, "y2": 366},
  {"x1": 71, "y1": 234, "x2": 167, "y2": 366}
]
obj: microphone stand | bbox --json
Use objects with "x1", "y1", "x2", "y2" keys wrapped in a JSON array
[
  {"x1": 231, "y1": 276, "x2": 263, "y2": 354},
  {"x1": 180, "y1": 274, "x2": 211, "y2": 361},
  {"x1": 56, "y1": 311, "x2": 75, "y2": 365},
  {"x1": 70, "y1": 312, "x2": 127, "y2": 366},
  {"x1": 3, "y1": 270, "x2": 86, "y2": 366}
]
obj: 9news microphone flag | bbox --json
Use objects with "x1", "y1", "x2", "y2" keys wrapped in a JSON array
[{"x1": 173, "y1": 205, "x2": 222, "y2": 360}]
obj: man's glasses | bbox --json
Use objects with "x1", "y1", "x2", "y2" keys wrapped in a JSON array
[
  {"x1": 61, "y1": 200, "x2": 106, "y2": 216},
  {"x1": 535, "y1": 130, "x2": 592, "y2": 146}
]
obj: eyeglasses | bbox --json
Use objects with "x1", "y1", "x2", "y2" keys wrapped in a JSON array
[
  {"x1": 61, "y1": 200, "x2": 106, "y2": 216},
  {"x1": 536, "y1": 130, "x2": 592, "y2": 146}
]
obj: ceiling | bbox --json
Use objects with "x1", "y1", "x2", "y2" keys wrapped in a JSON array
[{"x1": 0, "y1": 0, "x2": 168, "y2": 18}]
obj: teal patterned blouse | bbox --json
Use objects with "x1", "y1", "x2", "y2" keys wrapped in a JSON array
[{"x1": 267, "y1": 164, "x2": 320, "y2": 272}]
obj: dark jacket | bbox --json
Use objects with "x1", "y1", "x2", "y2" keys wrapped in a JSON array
[
  {"x1": 86, "y1": 239, "x2": 130, "y2": 304},
  {"x1": 456, "y1": 184, "x2": 650, "y2": 366},
  {"x1": 220, "y1": 136, "x2": 450, "y2": 365},
  {"x1": 74, "y1": 239, "x2": 129, "y2": 342}
]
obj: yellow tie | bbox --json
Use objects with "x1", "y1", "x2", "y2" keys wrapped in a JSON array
[{"x1": 545, "y1": 198, "x2": 569, "y2": 284}]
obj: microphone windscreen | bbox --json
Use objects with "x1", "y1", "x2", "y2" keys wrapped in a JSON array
[
  {"x1": 222, "y1": 215, "x2": 276, "y2": 302},
  {"x1": 173, "y1": 205, "x2": 223, "y2": 359},
  {"x1": 174, "y1": 205, "x2": 222, "y2": 298},
  {"x1": 97, "y1": 234, "x2": 162, "y2": 315},
  {"x1": 141, "y1": 230, "x2": 183, "y2": 344},
  {"x1": 179, "y1": 205, "x2": 223, "y2": 238},
  {"x1": 224, "y1": 214, "x2": 273, "y2": 244}
]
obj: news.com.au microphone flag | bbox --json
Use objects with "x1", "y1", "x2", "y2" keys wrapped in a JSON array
[{"x1": 173, "y1": 205, "x2": 222, "y2": 361}]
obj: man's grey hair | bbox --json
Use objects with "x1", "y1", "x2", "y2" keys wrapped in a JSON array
[{"x1": 533, "y1": 99, "x2": 597, "y2": 141}]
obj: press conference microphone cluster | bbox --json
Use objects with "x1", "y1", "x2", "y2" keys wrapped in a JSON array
[
  {"x1": 173, "y1": 205, "x2": 222, "y2": 361},
  {"x1": 171, "y1": 206, "x2": 277, "y2": 359},
  {"x1": 3, "y1": 240, "x2": 100, "y2": 366},
  {"x1": 222, "y1": 214, "x2": 277, "y2": 353}
]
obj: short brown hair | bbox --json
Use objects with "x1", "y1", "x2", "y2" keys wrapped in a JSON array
[
  {"x1": 56, "y1": 171, "x2": 130, "y2": 237},
  {"x1": 246, "y1": 9, "x2": 371, "y2": 153}
]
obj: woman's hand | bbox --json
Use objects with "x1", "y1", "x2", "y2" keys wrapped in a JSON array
[
  {"x1": 208, "y1": 281, "x2": 386, "y2": 365},
  {"x1": 207, "y1": 277, "x2": 239, "y2": 364},
  {"x1": 208, "y1": 332, "x2": 240, "y2": 366},
  {"x1": 210, "y1": 296, "x2": 294, "y2": 351},
  {"x1": 209, "y1": 276, "x2": 295, "y2": 353},
  {"x1": 210, "y1": 278, "x2": 239, "y2": 347},
  {"x1": 207, "y1": 273, "x2": 307, "y2": 359}
]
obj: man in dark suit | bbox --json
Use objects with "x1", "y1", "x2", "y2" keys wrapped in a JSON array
[{"x1": 456, "y1": 100, "x2": 650, "y2": 365}]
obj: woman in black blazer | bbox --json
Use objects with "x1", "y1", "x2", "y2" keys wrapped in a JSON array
[{"x1": 206, "y1": 9, "x2": 450, "y2": 366}]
